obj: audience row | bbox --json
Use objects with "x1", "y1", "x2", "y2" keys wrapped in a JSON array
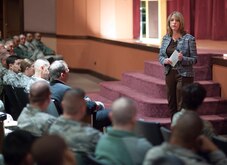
[{"x1": 1, "y1": 81, "x2": 227, "y2": 165}]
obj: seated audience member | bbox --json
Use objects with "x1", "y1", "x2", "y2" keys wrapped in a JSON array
[
  {"x1": 0, "y1": 50, "x2": 10, "y2": 95},
  {"x1": 31, "y1": 134, "x2": 76, "y2": 165},
  {"x1": 17, "y1": 81, "x2": 56, "y2": 136},
  {"x1": 143, "y1": 111, "x2": 227, "y2": 165},
  {"x1": 49, "y1": 60, "x2": 111, "y2": 129},
  {"x1": 171, "y1": 83, "x2": 215, "y2": 138},
  {"x1": 49, "y1": 89, "x2": 102, "y2": 156},
  {"x1": 3, "y1": 55, "x2": 22, "y2": 87},
  {"x1": 49, "y1": 60, "x2": 70, "y2": 114},
  {"x1": 20, "y1": 33, "x2": 44, "y2": 60},
  {"x1": 19, "y1": 58, "x2": 36, "y2": 92},
  {"x1": 13, "y1": 35, "x2": 29, "y2": 59},
  {"x1": 20, "y1": 59, "x2": 35, "y2": 77},
  {"x1": 25, "y1": 33, "x2": 36, "y2": 51},
  {"x1": 4, "y1": 40, "x2": 15, "y2": 55},
  {"x1": 2, "y1": 130, "x2": 37, "y2": 165},
  {"x1": 32, "y1": 32, "x2": 55, "y2": 55},
  {"x1": 32, "y1": 32, "x2": 62, "y2": 61},
  {"x1": 32, "y1": 58, "x2": 50, "y2": 81},
  {"x1": 95, "y1": 97, "x2": 152, "y2": 165}
]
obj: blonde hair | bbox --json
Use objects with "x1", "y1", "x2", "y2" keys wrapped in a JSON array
[
  {"x1": 20, "y1": 58, "x2": 34, "y2": 72},
  {"x1": 167, "y1": 11, "x2": 185, "y2": 36}
]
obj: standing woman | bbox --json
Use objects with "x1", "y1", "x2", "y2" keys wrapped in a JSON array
[{"x1": 159, "y1": 11, "x2": 197, "y2": 118}]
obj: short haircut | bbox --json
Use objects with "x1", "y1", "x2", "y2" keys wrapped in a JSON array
[
  {"x1": 33, "y1": 59, "x2": 50, "y2": 71},
  {"x1": 20, "y1": 58, "x2": 34, "y2": 72},
  {"x1": 2, "y1": 130, "x2": 37, "y2": 165},
  {"x1": 181, "y1": 83, "x2": 206, "y2": 110},
  {"x1": 111, "y1": 97, "x2": 137, "y2": 125},
  {"x1": 49, "y1": 60, "x2": 68, "y2": 81},
  {"x1": 6, "y1": 55, "x2": 20, "y2": 69},
  {"x1": 32, "y1": 135, "x2": 69, "y2": 165},
  {"x1": 62, "y1": 88, "x2": 86, "y2": 115},
  {"x1": 173, "y1": 111, "x2": 203, "y2": 143},
  {"x1": 29, "y1": 81, "x2": 50, "y2": 104}
]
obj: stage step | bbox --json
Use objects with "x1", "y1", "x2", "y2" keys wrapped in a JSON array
[
  {"x1": 99, "y1": 81, "x2": 227, "y2": 118},
  {"x1": 144, "y1": 61, "x2": 212, "y2": 81},
  {"x1": 88, "y1": 53, "x2": 227, "y2": 134},
  {"x1": 137, "y1": 114, "x2": 227, "y2": 135},
  {"x1": 122, "y1": 72, "x2": 221, "y2": 98}
]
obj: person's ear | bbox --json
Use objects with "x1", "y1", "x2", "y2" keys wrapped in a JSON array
[
  {"x1": 60, "y1": 72, "x2": 65, "y2": 78},
  {"x1": 108, "y1": 111, "x2": 113, "y2": 122},
  {"x1": 9, "y1": 63, "x2": 13, "y2": 69},
  {"x1": 40, "y1": 66, "x2": 44, "y2": 71}
]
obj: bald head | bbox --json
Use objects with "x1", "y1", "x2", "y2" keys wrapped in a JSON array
[
  {"x1": 62, "y1": 88, "x2": 86, "y2": 117},
  {"x1": 29, "y1": 81, "x2": 50, "y2": 104},
  {"x1": 111, "y1": 97, "x2": 137, "y2": 126},
  {"x1": 172, "y1": 111, "x2": 203, "y2": 143}
]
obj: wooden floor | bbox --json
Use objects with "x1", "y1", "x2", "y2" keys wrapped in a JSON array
[
  {"x1": 67, "y1": 73, "x2": 103, "y2": 93},
  {"x1": 197, "y1": 40, "x2": 227, "y2": 54}
]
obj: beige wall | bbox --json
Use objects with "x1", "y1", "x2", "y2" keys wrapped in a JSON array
[
  {"x1": 56, "y1": 0, "x2": 142, "y2": 79},
  {"x1": 56, "y1": 0, "x2": 87, "y2": 35},
  {"x1": 57, "y1": 39, "x2": 157, "y2": 79},
  {"x1": 87, "y1": 0, "x2": 101, "y2": 36},
  {"x1": 42, "y1": 37, "x2": 57, "y2": 51},
  {"x1": 57, "y1": 0, "x2": 132, "y2": 38},
  {"x1": 212, "y1": 65, "x2": 227, "y2": 99}
]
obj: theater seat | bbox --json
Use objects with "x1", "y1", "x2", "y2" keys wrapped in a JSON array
[
  {"x1": 3, "y1": 85, "x2": 28, "y2": 120},
  {"x1": 212, "y1": 135, "x2": 227, "y2": 155},
  {"x1": 134, "y1": 120, "x2": 164, "y2": 145}
]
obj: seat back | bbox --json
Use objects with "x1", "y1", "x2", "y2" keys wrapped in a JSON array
[
  {"x1": 134, "y1": 120, "x2": 164, "y2": 145},
  {"x1": 52, "y1": 99, "x2": 63, "y2": 115},
  {"x1": 0, "y1": 113, "x2": 6, "y2": 152},
  {"x1": 160, "y1": 126, "x2": 171, "y2": 142},
  {"x1": 13, "y1": 86, "x2": 29, "y2": 108},
  {"x1": 212, "y1": 136, "x2": 227, "y2": 155},
  {"x1": 3, "y1": 85, "x2": 28, "y2": 120}
]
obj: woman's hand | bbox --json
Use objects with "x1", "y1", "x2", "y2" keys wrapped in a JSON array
[
  {"x1": 178, "y1": 52, "x2": 183, "y2": 61},
  {"x1": 164, "y1": 58, "x2": 172, "y2": 65}
]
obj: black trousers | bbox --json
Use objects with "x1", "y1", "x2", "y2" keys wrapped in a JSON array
[{"x1": 165, "y1": 69, "x2": 193, "y2": 118}]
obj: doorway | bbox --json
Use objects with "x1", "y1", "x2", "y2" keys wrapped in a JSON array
[{"x1": 0, "y1": 0, "x2": 23, "y2": 40}]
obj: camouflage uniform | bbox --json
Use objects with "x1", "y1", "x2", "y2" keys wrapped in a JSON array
[
  {"x1": 32, "y1": 40, "x2": 55, "y2": 55},
  {"x1": 49, "y1": 116, "x2": 102, "y2": 154},
  {"x1": 0, "y1": 66, "x2": 8, "y2": 95},
  {"x1": 143, "y1": 142, "x2": 227, "y2": 165},
  {"x1": 3, "y1": 70, "x2": 23, "y2": 87},
  {"x1": 171, "y1": 109, "x2": 215, "y2": 139},
  {"x1": 25, "y1": 41, "x2": 37, "y2": 52},
  {"x1": 17, "y1": 105, "x2": 56, "y2": 137},
  {"x1": 14, "y1": 46, "x2": 33, "y2": 59},
  {"x1": 19, "y1": 44, "x2": 44, "y2": 60},
  {"x1": 18, "y1": 73, "x2": 36, "y2": 93}
]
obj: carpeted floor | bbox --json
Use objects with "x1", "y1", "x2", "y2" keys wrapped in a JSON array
[{"x1": 67, "y1": 73, "x2": 103, "y2": 93}]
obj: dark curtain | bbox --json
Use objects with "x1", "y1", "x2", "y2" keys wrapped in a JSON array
[
  {"x1": 168, "y1": 0, "x2": 227, "y2": 40},
  {"x1": 133, "y1": 0, "x2": 140, "y2": 39},
  {"x1": 194, "y1": 0, "x2": 213, "y2": 39},
  {"x1": 167, "y1": 0, "x2": 194, "y2": 35},
  {"x1": 211, "y1": 0, "x2": 227, "y2": 40}
]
